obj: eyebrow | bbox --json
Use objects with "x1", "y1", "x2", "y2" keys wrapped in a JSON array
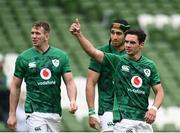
[
  {"x1": 125, "y1": 40, "x2": 136, "y2": 43},
  {"x1": 111, "y1": 30, "x2": 123, "y2": 33}
]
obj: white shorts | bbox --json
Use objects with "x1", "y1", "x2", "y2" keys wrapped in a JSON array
[
  {"x1": 26, "y1": 112, "x2": 61, "y2": 132},
  {"x1": 114, "y1": 119, "x2": 153, "y2": 132},
  {"x1": 99, "y1": 111, "x2": 114, "y2": 132}
]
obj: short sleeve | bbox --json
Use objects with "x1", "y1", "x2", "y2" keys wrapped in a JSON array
[
  {"x1": 62, "y1": 53, "x2": 71, "y2": 74},
  {"x1": 14, "y1": 56, "x2": 26, "y2": 79},
  {"x1": 150, "y1": 62, "x2": 161, "y2": 86},
  {"x1": 88, "y1": 58, "x2": 102, "y2": 73}
]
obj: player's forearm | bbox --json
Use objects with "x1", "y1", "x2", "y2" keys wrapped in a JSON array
[
  {"x1": 66, "y1": 81, "x2": 77, "y2": 102},
  {"x1": 9, "y1": 86, "x2": 20, "y2": 116},
  {"x1": 75, "y1": 32, "x2": 104, "y2": 63},
  {"x1": 86, "y1": 85, "x2": 96, "y2": 109},
  {"x1": 152, "y1": 84, "x2": 164, "y2": 109}
]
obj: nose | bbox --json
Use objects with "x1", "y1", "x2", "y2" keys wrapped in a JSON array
[
  {"x1": 125, "y1": 42, "x2": 131, "y2": 47},
  {"x1": 32, "y1": 33, "x2": 36, "y2": 38},
  {"x1": 112, "y1": 34, "x2": 119, "y2": 40}
]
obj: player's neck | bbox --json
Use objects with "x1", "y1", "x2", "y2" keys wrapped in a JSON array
[
  {"x1": 114, "y1": 45, "x2": 125, "y2": 52},
  {"x1": 128, "y1": 52, "x2": 142, "y2": 61},
  {"x1": 35, "y1": 44, "x2": 50, "y2": 54}
]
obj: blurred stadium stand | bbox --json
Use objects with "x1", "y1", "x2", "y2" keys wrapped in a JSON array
[{"x1": 0, "y1": 0, "x2": 180, "y2": 131}]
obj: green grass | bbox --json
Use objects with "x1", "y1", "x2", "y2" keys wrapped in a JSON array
[{"x1": 0, "y1": 122, "x2": 8, "y2": 132}]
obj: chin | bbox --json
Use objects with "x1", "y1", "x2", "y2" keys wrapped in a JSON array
[
  {"x1": 126, "y1": 52, "x2": 132, "y2": 55},
  {"x1": 33, "y1": 43, "x2": 38, "y2": 46},
  {"x1": 112, "y1": 42, "x2": 119, "y2": 46}
]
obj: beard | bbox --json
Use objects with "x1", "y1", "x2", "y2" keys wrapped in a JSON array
[{"x1": 111, "y1": 41, "x2": 124, "y2": 48}]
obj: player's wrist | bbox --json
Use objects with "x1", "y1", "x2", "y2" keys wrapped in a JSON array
[
  {"x1": 150, "y1": 105, "x2": 158, "y2": 112},
  {"x1": 88, "y1": 108, "x2": 96, "y2": 116},
  {"x1": 9, "y1": 110, "x2": 16, "y2": 116},
  {"x1": 70, "y1": 100, "x2": 76, "y2": 104},
  {"x1": 75, "y1": 31, "x2": 83, "y2": 37}
]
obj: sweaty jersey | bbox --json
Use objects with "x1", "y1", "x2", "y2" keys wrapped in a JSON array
[
  {"x1": 88, "y1": 44, "x2": 126, "y2": 115},
  {"x1": 14, "y1": 47, "x2": 71, "y2": 116},
  {"x1": 103, "y1": 53, "x2": 160, "y2": 121}
]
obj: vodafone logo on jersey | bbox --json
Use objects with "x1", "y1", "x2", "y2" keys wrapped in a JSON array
[
  {"x1": 40, "y1": 68, "x2": 51, "y2": 80},
  {"x1": 131, "y1": 76, "x2": 142, "y2": 88}
]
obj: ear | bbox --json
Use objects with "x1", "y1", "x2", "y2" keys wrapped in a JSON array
[
  {"x1": 140, "y1": 42, "x2": 144, "y2": 48},
  {"x1": 45, "y1": 32, "x2": 49, "y2": 40}
]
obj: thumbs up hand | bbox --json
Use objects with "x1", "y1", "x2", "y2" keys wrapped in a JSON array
[{"x1": 69, "y1": 18, "x2": 81, "y2": 35}]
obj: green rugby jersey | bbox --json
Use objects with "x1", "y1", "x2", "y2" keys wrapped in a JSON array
[
  {"x1": 14, "y1": 47, "x2": 71, "y2": 116},
  {"x1": 89, "y1": 44, "x2": 126, "y2": 115},
  {"x1": 103, "y1": 53, "x2": 160, "y2": 121}
]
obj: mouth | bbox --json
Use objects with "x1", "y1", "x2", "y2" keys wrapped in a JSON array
[
  {"x1": 32, "y1": 40, "x2": 38, "y2": 43},
  {"x1": 112, "y1": 41, "x2": 120, "y2": 46},
  {"x1": 112, "y1": 40, "x2": 119, "y2": 43},
  {"x1": 125, "y1": 49, "x2": 131, "y2": 53}
]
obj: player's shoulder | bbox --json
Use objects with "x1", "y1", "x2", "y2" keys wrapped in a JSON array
[
  {"x1": 49, "y1": 47, "x2": 69, "y2": 60},
  {"x1": 50, "y1": 47, "x2": 67, "y2": 54},
  {"x1": 19, "y1": 47, "x2": 68, "y2": 58},
  {"x1": 19, "y1": 47, "x2": 35, "y2": 56},
  {"x1": 15, "y1": 48, "x2": 34, "y2": 62},
  {"x1": 141, "y1": 56, "x2": 157, "y2": 67},
  {"x1": 142, "y1": 56, "x2": 154, "y2": 63}
]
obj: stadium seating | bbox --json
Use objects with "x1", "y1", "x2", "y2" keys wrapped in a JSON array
[{"x1": 0, "y1": 0, "x2": 180, "y2": 131}]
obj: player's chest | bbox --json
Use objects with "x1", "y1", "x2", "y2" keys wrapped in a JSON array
[
  {"x1": 115, "y1": 62, "x2": 151, "y2": 83},
  {"x1": 25, "y1": 56, "x2": 62, "y2": 76}
]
